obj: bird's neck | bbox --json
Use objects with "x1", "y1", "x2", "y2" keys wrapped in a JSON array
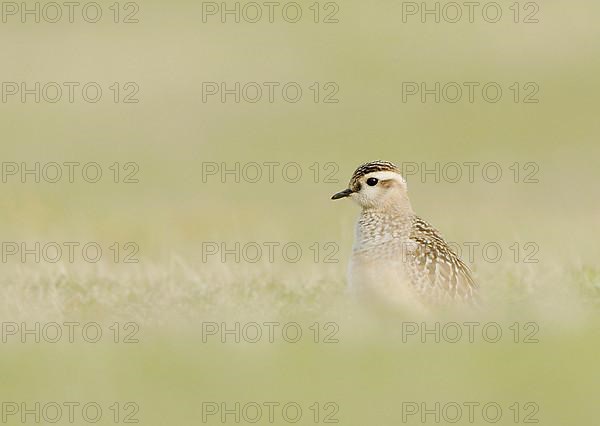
[
  {"x1": 353, "y1": 208, "x2": 415, "y2": 254},
  {"x1": 361, "y1": 193, "x2": 415, "y2": 221}
]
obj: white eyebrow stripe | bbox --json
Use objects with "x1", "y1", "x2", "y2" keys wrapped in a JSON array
[{"x1": 367, "y1": 171, "x2": 406, "y2": 183}]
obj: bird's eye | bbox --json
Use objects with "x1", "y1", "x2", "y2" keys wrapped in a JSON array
[{"x1": 366, "y1": 177, "x2": 378, "y2": 186}]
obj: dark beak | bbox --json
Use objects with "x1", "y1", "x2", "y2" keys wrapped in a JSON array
[{"x1": 331, "y1": 188, "x2": 353, "y2": 200}]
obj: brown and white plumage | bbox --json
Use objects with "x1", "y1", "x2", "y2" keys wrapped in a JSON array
[
  {"x1": 406, "y1": 216, "x2": 477, "y2": 304},
  {"x1": 332, "y1": 160, "x2": 477, "y2": 310}
]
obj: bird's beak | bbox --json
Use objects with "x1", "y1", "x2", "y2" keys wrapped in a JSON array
[{"x1": 331, "y1": 188, "x2": 353, "y2": 200}]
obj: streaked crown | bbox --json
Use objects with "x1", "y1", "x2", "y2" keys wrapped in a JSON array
[{"x1": 349, "y1": 160, "x2": 400, "y2": 191}]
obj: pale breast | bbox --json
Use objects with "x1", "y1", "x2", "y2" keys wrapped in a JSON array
[{"x1": 348, "y1": 253, "x2": 424, "y2": 310}]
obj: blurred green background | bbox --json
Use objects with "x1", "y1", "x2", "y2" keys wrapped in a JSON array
[{"x1": 1, "y1": 0, "x2": 599, "y2": 424}]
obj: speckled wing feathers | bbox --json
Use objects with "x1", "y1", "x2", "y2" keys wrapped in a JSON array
[{"x1": 405, "y1": 216, "x2": 477, "y2": 304}]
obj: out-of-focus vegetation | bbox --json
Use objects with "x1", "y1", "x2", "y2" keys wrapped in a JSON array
[{"x1": 0, "y1": 0, "x2": 599, "y2": 424}]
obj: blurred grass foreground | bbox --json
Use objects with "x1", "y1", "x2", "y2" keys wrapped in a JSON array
[{"x1": 1, "y1": 0, "x2": 600, "y2": 425}]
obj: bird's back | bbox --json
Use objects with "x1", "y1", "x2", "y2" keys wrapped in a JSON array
[
  {"x1": 404, "y1": 216, "x2": 478, "y2": 305},
  {"x1": 349, "y1": 213, "x2": 478, "y2": 308}
]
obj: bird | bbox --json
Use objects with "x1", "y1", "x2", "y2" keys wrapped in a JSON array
[{"x1": 331, "y1": 160, "x2": 477, "y2": 311}]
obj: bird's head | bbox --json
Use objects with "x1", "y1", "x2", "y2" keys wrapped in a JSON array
[{"x1": 331, "y1": 161, "x2": 412, "y2": 212}]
